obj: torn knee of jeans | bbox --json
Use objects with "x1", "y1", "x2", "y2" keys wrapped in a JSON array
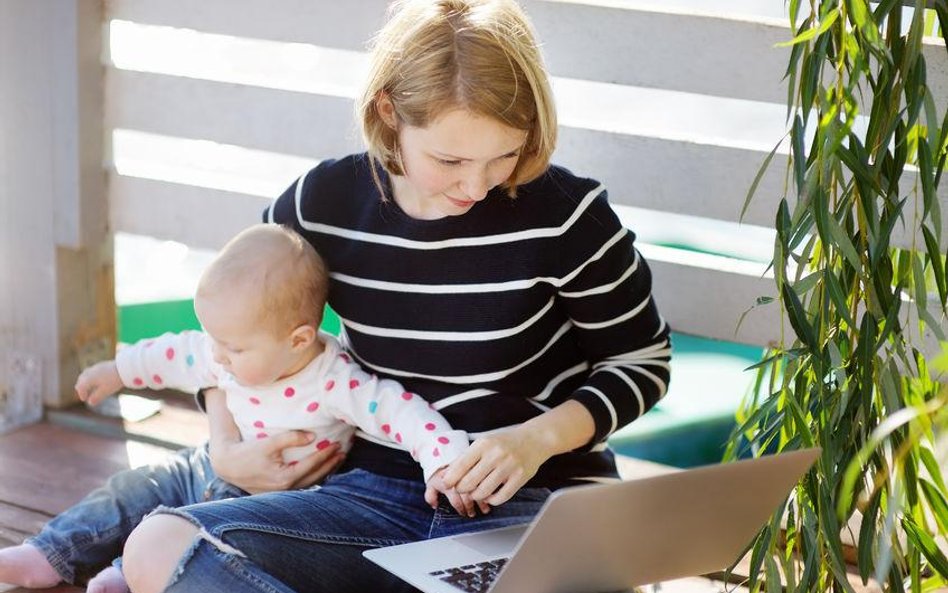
[
  {"x1": 145, "y1": 507, "x2": 248, "y2": 588},
  {"x1": 149, "y1": 506, "x2": 247, "y2": 559}
]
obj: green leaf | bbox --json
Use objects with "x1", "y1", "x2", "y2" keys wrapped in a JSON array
[
  {"x1": 919, "y1": 479, "x2": 948, "y2": 534},
  {"x1": 776, "y1": 8, "x2": 840, "y2": 47},
  {"x1": 764, "y1": 554, "x2": 782, "y2": 593},
  {"x1": 902, "y1": 516, "x2": 948, "y2": 578},
  {"x1": 742, "y1": 135, "x2": 785, "y2": 223},
  {"x1": 783, "y1": 282, "x2": 818, "y2": 352},
  {"x1": 920, "y1": 447, "x2": 948, "y2": 494},
  {"x1": 922, "y1": 225, "x2": 947, "y2": 305},
  {"x1": 858, "y1": 488, "x2": 882, "y2": 581},
  {"x1": 824, "y1": 269, "x2": 856, "y2": 328},
  {"x1": 826, "y1": 211, "x2": 863, "y2": 271}
]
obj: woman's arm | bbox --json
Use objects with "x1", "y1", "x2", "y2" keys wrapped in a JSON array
[
  {"x1": 205, "y1": 388, "x2": 346, "y2": 493},
  {"x1": 446, "y1": 189, "x2": 671, "y2": 506},
  {"x1": 442, "y1": 400, "x2": 595, "y2": 505}
]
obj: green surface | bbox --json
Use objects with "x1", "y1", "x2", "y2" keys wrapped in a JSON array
[
  {"x1": 118, "y1": 300, "x2": 341, "y2": 343},
  {"x1": 117, "y1": 300, "x2": 761, "y2": 468}
]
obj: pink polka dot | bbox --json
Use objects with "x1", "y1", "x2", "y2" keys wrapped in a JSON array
[
  {"x1": 152, "y1": 375, "x2": 163, "y2": 385},
  {"x1": 284, "y1": 387, "x2": 295, "y2": 398},
  {"x1": 316, "y1": 439, "x2": 332, "y2": 450},
  {"x1": 256, "y1": 432, "x2": 268, "y2": 439},
  {"x1": 249, "y1": 397, "x2": 261, "y2": 405},
  {"x1": 306, "y1": 402, "x2": 320, "y2": 413},
  {"x1": 395, "y1": 433, "x2": 402, "y2": 443},
  {"x1": 433, "y1": 448, "x2": 441, "y2": 457},
  {"x1": 253, "y1": 420, "x2": 265, "y2": 428},
  {"x1": 349, "y1": 379, "x2": 360, "y2": 389},
  {"x1": 401, "y1": 392, "x2": 413, "y2": 401},
  {"x1": 165, "y1": 347, "x2": 175, "y2": 360},
  {"x1": 325, "y1": 380, "x2": 335, "y2": 391},
  {"x1": 425, "y1": 423, "x2": 436, "y2": 431},
  {"x1": 438, "y1": 436, "x2": 450, "y2": 444},
  {"x1": 339, "y1": 353, "x2": 351, "y2": 363},
  {"x1": 381, "y1": 424, "x2": 391, "y2": 434},
  {"x1": 133, "y1": 378, "x2": 143, "y2": 386}
]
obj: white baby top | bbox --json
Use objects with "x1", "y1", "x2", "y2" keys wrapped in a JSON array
[{"x1": 114, "y1": 331, "x2": 469, "y2": 481}]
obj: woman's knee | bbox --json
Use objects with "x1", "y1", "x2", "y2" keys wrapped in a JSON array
[{"x1": 123, "y1": 513, "x2": 198, "y2": 593}]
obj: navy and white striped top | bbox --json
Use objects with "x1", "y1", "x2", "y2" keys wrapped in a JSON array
[{"x1": 266, "y1": 153, "x2": 671, "y2": 488}]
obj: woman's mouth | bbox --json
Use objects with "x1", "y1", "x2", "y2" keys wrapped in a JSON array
[{"x1": 445, "y1": 195, "x2": 475, "y2": 209}]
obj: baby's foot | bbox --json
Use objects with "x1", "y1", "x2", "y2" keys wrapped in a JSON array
[
  {"x1": 0, "y1": 543, "x2": 61, "y2": 588},
  {"x1": 86, "y1": 566, "x2": 129, "y2": 593}
]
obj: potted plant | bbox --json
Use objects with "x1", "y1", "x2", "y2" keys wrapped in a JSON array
[{"x1": 730, "y1": 1, "x2": 948, "y2": 591}]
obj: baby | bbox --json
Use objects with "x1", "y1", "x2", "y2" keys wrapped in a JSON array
[{"x1": 0, "y1": 224, "x2": 471, "y2": 593}]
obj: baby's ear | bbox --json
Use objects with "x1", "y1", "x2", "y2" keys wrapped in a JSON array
[{"x1": 289, "y1": 324, "x2": 318, "y2": 349}]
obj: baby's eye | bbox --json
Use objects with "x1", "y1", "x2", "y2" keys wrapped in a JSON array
[{"x1": 438, "y1": 158, "x2": 462, "y2": 167}]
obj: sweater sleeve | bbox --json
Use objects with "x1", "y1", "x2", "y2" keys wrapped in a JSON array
[
  {"x1": 115, "y1": 331, "x2": 221, "y2": 393},
  {"x1": 320, "y1": 354, "x2": 469, "y2": 482},
  {"x1": 557, "y1": 187, "x2": 672, "y2": 447}
]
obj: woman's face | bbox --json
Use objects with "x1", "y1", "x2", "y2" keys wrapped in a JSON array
[{"x1": 384, "y1": 105, "x2": 528, "y2": 220}]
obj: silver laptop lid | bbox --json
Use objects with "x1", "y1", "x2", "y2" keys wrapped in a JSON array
[{"x1": 489, "y1": 448, "x2": 821, "y2": 593}]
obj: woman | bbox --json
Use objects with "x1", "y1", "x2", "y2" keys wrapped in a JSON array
[{"x1": 122, "y1": 1, "x2": 671, "y2": 591}]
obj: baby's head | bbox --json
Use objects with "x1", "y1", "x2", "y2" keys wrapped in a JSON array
[{"x1": 194, "y1": 224, "x2": 329, "y2": 386}]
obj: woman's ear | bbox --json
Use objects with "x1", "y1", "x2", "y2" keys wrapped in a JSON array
[
  {"x1": 289, "y1": 324, "x2": 317, "y2": 350},
  {"x1": 376, "y1": 91, "x2": 398, "y2": 129}
]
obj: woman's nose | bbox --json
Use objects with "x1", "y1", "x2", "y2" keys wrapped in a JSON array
[{"x1": 459, "y1": 170, "x2": 490, "y2": 201}]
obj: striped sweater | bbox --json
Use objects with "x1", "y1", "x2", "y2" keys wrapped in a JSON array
[{"x1": 265, "y1": 153, "x2": 671, "y2": 488}]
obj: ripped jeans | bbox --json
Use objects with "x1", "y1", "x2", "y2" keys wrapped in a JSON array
[
  {"x1": 151, "y1": 468, "x2": 551, "y2": 593},
  {"x1": 26, "y1": 444, "x2": 244, "y2": 585}
]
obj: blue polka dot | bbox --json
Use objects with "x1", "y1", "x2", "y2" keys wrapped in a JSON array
[
  {"x1": 368, "y1": 401, "x2": 378, "y2": 414},
  {"x1": 186, "y1": 354, "x2": 195, "y2": 367}
]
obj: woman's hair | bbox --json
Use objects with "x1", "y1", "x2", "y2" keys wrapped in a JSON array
[
  {"x1": 197, "y1": 224, "x2": 328, "y2": 336},
  {"x1": 359, "y1": 0, "x2": 557, "y2": 198}
]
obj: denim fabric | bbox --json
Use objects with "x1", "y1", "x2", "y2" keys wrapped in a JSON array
[
  {"x1": 158, "y1": 468, "x2": 551, "y2": 593},
  {"x1": 27, "y1": 444, "x2": 241, "y2": 584}
]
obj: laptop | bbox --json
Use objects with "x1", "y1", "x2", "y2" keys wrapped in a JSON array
[{"x1": 364, "y1": 447, "x2": 820, "y2": 593}]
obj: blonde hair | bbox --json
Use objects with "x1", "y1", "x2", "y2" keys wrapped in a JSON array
[
  {"x1": 197, "y1": 224, "x2": 328, "y2": 336},
  {"x1": 359, "y1": 0, "x2": 557, "y2": 198}
]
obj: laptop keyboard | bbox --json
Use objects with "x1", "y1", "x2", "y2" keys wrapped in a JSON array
[{"x1": 429, "y1": 558, "x2": 508, "y2": 593}]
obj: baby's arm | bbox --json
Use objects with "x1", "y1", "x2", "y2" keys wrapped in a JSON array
[
  {"x1": 323, "y1": 353, "x2": 477, "y2": 512},
  {"x1": 76, "y1": 331, "x2": 219, "y2": 406},
  {"x1": 75, "y1": 360, "x2": 124, "y2": 406}
]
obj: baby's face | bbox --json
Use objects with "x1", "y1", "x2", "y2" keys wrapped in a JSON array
[{"x1": 194, "y1": 292, "x2": 299, "y2": 387}]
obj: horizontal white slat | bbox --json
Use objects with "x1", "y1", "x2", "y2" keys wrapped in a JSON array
[
  {"x1": 107, "y1": 69, "x2": 948, "y2": 252},
  {"x1": 648, "y1": 256, "x2": 782, "y2": 347},
  {"x1": 106, "y1": 0, "x2": 389, "y2": 52},
  {"x1": 109, "y1": 175, "x2": 269, "y2": 250},
  {"x1": 107, "y1": 0, "x2": 948, "y2": 110}
]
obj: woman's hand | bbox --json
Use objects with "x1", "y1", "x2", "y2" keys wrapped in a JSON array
[
  {"x1": 204, "y1": 387, "x2": 346, "y2": 493},
  {"x1": 441, "y1": 401, "x2": 597, "y2": 506},
  {"x1": 425, "y1": 468, "x2": 491, "y2": 517},
  {"x1": 439, "y1": 425, "x2": 548, "y2": 506},
  {"x1": 210, "y1": 431, "x2": 345, "y2": 493}
]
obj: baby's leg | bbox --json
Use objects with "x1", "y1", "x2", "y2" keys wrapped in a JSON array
[
  {"x1": 0, "y1": 543, "x2": 62, "y2": 588},
  {"x1": 85, "y1": 565, "x2": 129, "y2": 593},
  {"x1": 25, "y1": 445, "x2": 217, "y2": 585}
]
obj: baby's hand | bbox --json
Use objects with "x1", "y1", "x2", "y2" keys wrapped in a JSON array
[
  {"x1": 425, "y1": 467, "x2": 490, "y2": 518},
  {"x1": 75, "y1": 360, "x2": 124, "y2": 406}
]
